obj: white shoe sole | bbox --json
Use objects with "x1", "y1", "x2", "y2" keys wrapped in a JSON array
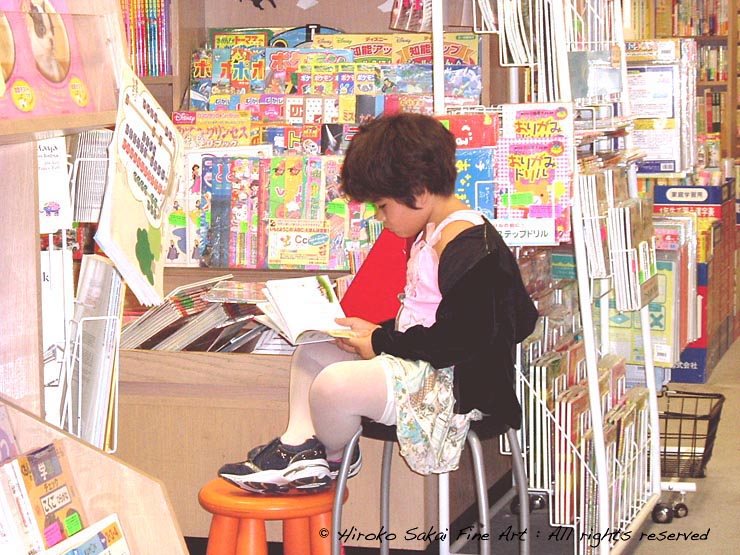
[{"x1": 220, "y1": 459, "x2": 331, "y2": 491}]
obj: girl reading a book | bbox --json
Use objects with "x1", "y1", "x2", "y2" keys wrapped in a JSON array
[{"x1": 218, "y1": 113, "x2": 538, "y2": 493}]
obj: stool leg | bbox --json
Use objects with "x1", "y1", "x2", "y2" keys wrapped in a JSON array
[
  {"x1": 379, "y1": 440, "x2": 393, "y2": 555},
  {"x1": 309, "y1": 511, "x2": 332, "y2": 555},
  {"x1": 507, "y1": 427, "x2": 530, "y2": 555},
  {"x1": 206, "y1": 515, "x2": 238, "y2": 555},
  {"x1": 438, "y1": 472, "x2": 450, "y2": 555},
  {"x1": 235, "y1": 518, "x2": 267, "y2": 555},
  {"x1": 467, "y1": 429, "x2": 491, "y2": 555},
  {"x1": 332, "y1": 427, "x2": 361, "y2": 555},
  {"x1": 284, "y1": 517, "x2": 310, "y2": 555}
]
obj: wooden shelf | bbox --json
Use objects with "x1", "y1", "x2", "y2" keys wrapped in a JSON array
[{"x1": 2, "y1": 397, "x2": 188, "y2": 554}]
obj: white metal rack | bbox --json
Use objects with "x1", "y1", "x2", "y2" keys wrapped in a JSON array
[{"x1": 464, "y1": 0, "x2": 665, "y2": 553}]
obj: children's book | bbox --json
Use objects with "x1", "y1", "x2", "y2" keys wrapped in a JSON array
[
  {"x1": 1, "y1": 441, "x2": 87, "y2": 552},
  {"x1": 255, "y1": 275, "x2": 355, "y2": 345},
  {"x1": 44, "y1": 513, "x2": 130, "y2": 555}
]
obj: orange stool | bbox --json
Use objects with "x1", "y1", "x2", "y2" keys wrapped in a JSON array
[{"x1": 198, "y1": 478, "x2": 348, "y2": 555}]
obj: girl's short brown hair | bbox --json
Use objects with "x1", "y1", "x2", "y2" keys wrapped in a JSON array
[{"x1": 340, "y1": 113, "x2": 457, "y2": 208}]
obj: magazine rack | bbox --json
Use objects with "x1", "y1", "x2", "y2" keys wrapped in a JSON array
[{"x1": 461, "y1": 0, "x2": 664, "y2": 553}]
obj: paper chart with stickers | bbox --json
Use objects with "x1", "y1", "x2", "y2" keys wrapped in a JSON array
[{"x1": 494, "y1": 103, "x2": 574, "y2": 246}]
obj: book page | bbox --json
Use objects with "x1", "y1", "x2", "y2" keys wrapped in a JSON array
[{"x1": 263, "y1": 275, "x2": 350, "y2": 344}]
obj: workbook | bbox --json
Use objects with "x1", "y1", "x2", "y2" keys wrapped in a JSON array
[{"x1": 255, "y1": 275, "x2": 355, "y2": 345}]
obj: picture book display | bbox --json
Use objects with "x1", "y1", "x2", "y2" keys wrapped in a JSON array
[
  {"x1": 95, "y1": 64, "x2": 183, "y2": 306},
  {"x1": 256, "y1": 275, "x2": 355, "y2": 345},
  {"x1": 0, "y1": 0, "x2": 95, "y2": 119}
]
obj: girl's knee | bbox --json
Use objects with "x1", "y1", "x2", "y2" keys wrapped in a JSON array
[{"x1": 309, "y1": 362, "x2": 354, "y2": 404}]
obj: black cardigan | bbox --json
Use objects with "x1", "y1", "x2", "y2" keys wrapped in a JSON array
[{"x1": 371, "y1": 220, "x2": 539, "y2": 430}]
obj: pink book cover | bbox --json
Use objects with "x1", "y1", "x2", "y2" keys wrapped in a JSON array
[{"x1": 0, "y1": 0, "x2": 95, "y2": 119}]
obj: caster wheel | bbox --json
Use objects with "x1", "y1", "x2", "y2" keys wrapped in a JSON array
[
  {"x1": 510, "y1": 494, "x2": 547, "y2": 515},
  {"x1": 652, "y1": 503, "x2": 674, "y2": 524},
  {"x1": 673, "y1": 502, "x2": 689, "y2": 518},
  {"x1": 530, "y1": 494, "x2": 547, "y2": 511}
]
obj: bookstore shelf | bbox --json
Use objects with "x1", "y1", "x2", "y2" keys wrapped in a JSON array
[
  {"x1": 0, "y1": 397, "x2": 188, "y2": 553},
  {"x1": 0, "y1": 1, "x2": 190, "y2": 552}
]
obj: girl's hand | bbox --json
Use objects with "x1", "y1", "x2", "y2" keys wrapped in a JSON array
[{"x1": 333, "y1": 317, "x2": 380, "y2": 359}]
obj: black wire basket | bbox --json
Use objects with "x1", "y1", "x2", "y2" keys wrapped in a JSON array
[{"x1": 657, "y1": 389, "x2": 725, "y2": 478}]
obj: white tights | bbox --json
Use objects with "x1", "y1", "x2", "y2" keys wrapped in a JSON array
[{"x1": 279, "y1": 341, "x2": 395, "y2": 459}]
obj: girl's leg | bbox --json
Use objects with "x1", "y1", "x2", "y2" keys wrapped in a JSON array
[
  {"x1": 309, "y1": 357, "x2": 391, "y2": 459},
  {"x1": 280, "y1": 341, "x2": 357, "y2": 445}
]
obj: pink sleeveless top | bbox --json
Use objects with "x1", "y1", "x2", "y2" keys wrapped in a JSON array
[{"x1": 396, "y1": 210, "x2": 484, "y2": 332}]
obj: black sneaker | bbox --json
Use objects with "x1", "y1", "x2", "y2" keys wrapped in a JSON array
[
  {"x1": 218, "y1": 437, "x2": 331, "y2": 493},
  {"x1": 328, "y1": 444, "x2": 362, "y2": 480}
]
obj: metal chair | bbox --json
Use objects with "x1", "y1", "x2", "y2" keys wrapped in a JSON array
[{"x1": 331, "y1": 418, "x2": 530, "y2": 555}]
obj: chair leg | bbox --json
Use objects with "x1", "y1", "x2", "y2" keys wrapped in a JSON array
[
  {"x1": 467, "y1": 429, "x2": 491, "y2": 555},
  {"x1": 379, "y1": 440, "x2": 393, "y2": 555},
  {"x1": 438, "y1": 472, "x2": 450, "y2": 555},
  {"x1": 507, "y1": 427, "x2": 530, "y2": 555},
  {"x1": 331, "y1": 427, "x2": 362, "y2": 555}
]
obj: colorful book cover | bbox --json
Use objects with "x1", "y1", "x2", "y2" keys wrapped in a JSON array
[
  {"x1": 44, "y1": 513, "x2": 130, "y2": 555},
  {"x1": 266, "y1": 218, "x2": 332, "y2": 268},
  {"x1": 322, "y1": 96, "x2": 339, "y2": 124},
  {"x1": 310, "y1": 62, "x2": 338, "y2": 95},
  {"x1": 337, "y1": 62, "x2": 355, "y2": 95},
  {"x1": 354, "y1": 63, "x2": 378, "y2": 94},
  {"x1": 227, "y1": 157, "x2": 257, "y2": 267},
  {"x1": 228, "y1": 44, "x2": 254, "y2": 93},
  {"x1": 312, "y1": 34, "x2": 394, "y2": 63},
  {"x1": 304, "y1": 155, "x2": 325, "y2": 220},
  {"x1": 259, "y1": 93, "x2": 285, "y2": 122},
  {"x1": 495, "y1": 103, "x2": 574, "y2": 246},
  {"x1": 246, "y1": 46, "x2": 265, "y2": 92},
  {"x1": 210, "y1": 47, "x2": 233, "y2": 95},
  {"x1": 163, "y1": 188, "x2": 188, "y2": 267},
  {"x1": 189, "y1": 47, "x2": 212, "y2": 110},
  {"x1": 303, "y1": 95, "x2": 324, "y2": 123},
  {"x1": 444, "y1": 65, "x2": 483, "y2": 99},
  {"x1": 264, "y1": 47, "x2": 353, "y2": 95},
  {"x1": 212, "y1": 29, "x2": 269, "y2": 49},
  {"x1": 435, "y1": 112, "x2": 499, "y2": 148},
  {"x1": 455, "y1": 147, "x2": 495, "y2": 219},
  {"x1": 377, "y1": 64, "x2": 433, "y2": 95},
  {"x1": 0, "y1": 0, "x2": 95, "y2": 119},
  {"x1": 300, "y1": 123, "x2": 321, "y2": 155},
  {"x1": 284, "y1": 94, "x2": 304, "y2": 124},
  {"x1": 321, "y1": 123, "x2": 357, "y2": 155},
  {"x1": 208, "y1": 157, "x2": 233, "y2": 267},
  {"x1": 338, "y1": 94, "x2": 356, "y2": 124},
  {"x1": 355, "y1": 94, "x2": 384, "y2": 123},
  {"x1": 172, "y1": 110, "x2": 253, "y2": 149},
  {"x1": 196, "y1": 155, "x2": 217, "y2": 266},
  {"x1": 95, "y1": 65, "x2": 182, "y2": 305},
  {"x1": 3, "y1": 441, "x2": 87, "y2": 550},
  {"x1": 392, "y1": 32, "x2": 480, "y2": 65}
]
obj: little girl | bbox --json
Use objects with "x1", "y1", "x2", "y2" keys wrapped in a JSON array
[{"x1": 218, "y1": 113, "x2": 538, "y2": 493}]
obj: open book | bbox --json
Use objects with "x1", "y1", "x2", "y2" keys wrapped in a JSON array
[{"x1": 256, "y1": 275, "x2": 355, "y2": 345}]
